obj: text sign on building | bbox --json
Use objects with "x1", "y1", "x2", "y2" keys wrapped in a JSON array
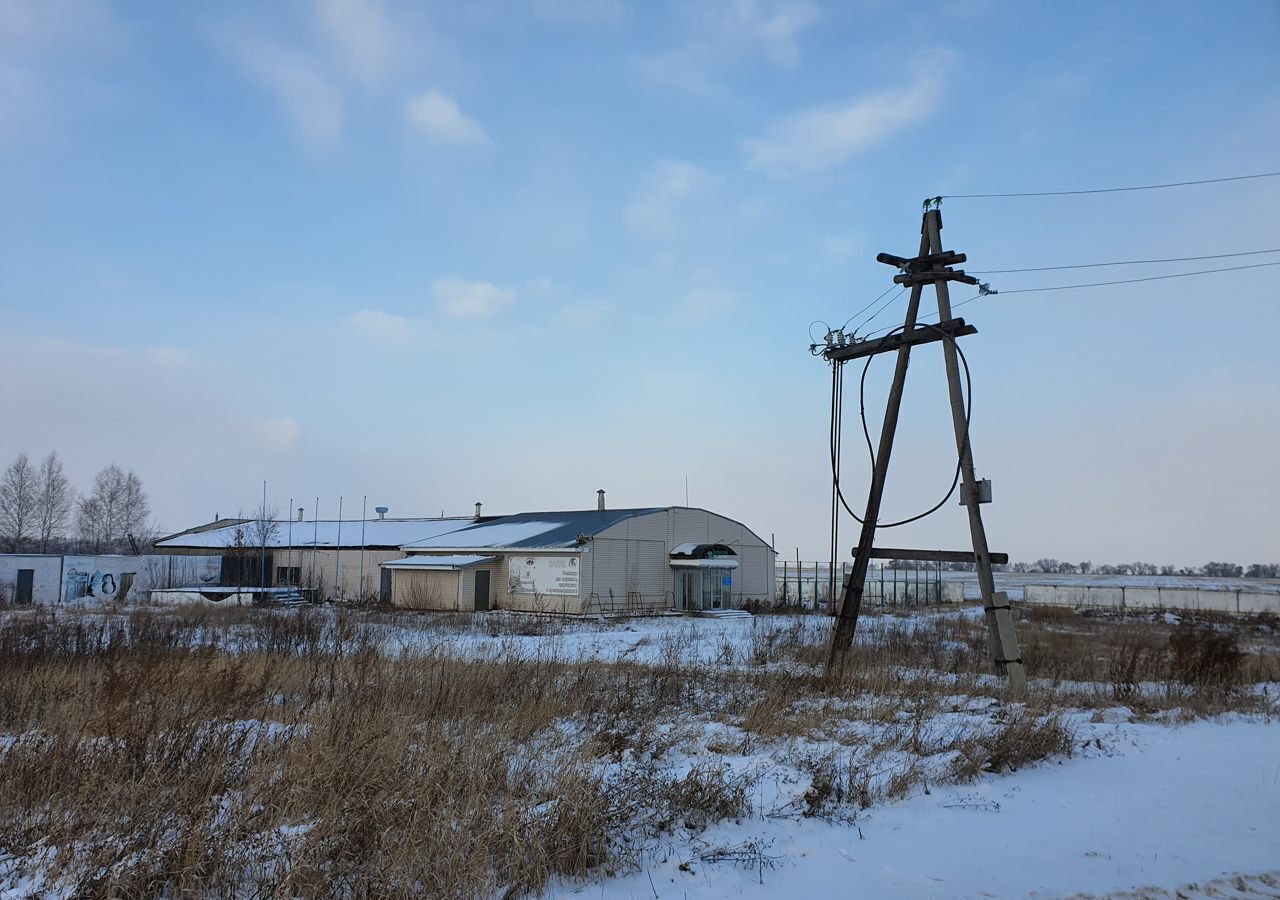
[{"x1": 508, "y1": 555, "x2": 580, "y2": 597}]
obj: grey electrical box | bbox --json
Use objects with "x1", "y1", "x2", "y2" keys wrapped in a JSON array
[{"x1": 960, "y1": 478, "x2": 992, "y2": 506}]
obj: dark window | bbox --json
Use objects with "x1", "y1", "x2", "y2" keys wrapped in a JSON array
[{"x1": 276, "y1": 566, "x2": 302, "y2": 586}]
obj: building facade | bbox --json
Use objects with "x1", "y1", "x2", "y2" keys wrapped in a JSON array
[{"x1": 155, "y1": 505, "x2": 775, "y2": 614}]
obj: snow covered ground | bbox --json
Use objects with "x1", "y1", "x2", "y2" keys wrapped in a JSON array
[
  {"x1": 1, "y1": 605, "x2": 1275, "y2": 898},
  {"x1": 572, "y1": 717, "x2": 1279, "y2": 899},
  {"x1": 360, "y1": 610, "x2": 1280, "y2": 898}
]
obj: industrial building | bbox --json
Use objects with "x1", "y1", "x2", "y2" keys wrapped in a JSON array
[{"x1": 154, "y1": 497, "x2": 775, "y2": 614}]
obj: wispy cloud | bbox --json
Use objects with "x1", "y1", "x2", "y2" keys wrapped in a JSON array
[
  {"x1": 313, "y1": 0, "x2": 403, "y2": 86},
  {"x1": 404, "y1": 91, "x2": 487, "y2": 145},
  {"x1": 637, "y1": 0, "x2": 819, "y2": 96},
  {"x1": 220, "y1": 31, "x2": 342, "y2": 145},
  {"x1": 346, "y1": 309, "x2": 413, "y2": 344},
  {"x1": 623, "y1": 160, "x2": 709, "y2": 236},
  {"x1": 254, "y1": 416, "x2": 302, "y2": 452},
  {"x1": 558, "y1": 298, "x2": 611, "y2": 327},
  {"x1": 533, "y1": 0, "x2": 628, "y2": 25},
  {"x1": 743, "y1": 72, "x2": 941, "y2": 174},
  {"x1": 0, "y1": 0, "x2": 117, "y2": 142},
  {"x1": 433, "y1": 278, "x2": 514, "y2": 318}
]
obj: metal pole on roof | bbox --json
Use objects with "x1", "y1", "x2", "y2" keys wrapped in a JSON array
[
  {"x1": 335, "y1": 496, "x2": 343, "y2": 602},
  {"x1": 259, "y1": 480, "x2": 268, "y2": 590},
  {"x1": 359, "y1": 495, "x2": 367, "y2": 602},
  {"x1": 311, "y1": 497, "x2": 319, "y2": 595}
]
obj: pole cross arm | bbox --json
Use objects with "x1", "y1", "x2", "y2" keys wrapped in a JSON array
[
  {"x1": 876, "y1": 250, "x2": 968, "y2": 270},
  {"x1": 858, "y1": 547, "x2": 1011, "y2": 565},
  {"x1": 893, "y1": 269, "x2": 980, "y2": 287},
  {"x1": 823, "y1": 318, "x2": 976, "y2": 362}
]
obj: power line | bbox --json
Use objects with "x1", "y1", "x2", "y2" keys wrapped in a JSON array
[
  {"x1": 938, "y1": 170, "x2": 1280, "y2": 200},
  {"x1": 852, "y1": 286, "x2": 906, "y2": 336},
  {"x1": 973, "y1": 247, "x2": 1280, "y2": 274},
  {"x1": 840, "y1": 284, "x2": 900, "y2": 332},
  {"x1": 995, "y1": 260, "x2": 1280, "y2": 294}
]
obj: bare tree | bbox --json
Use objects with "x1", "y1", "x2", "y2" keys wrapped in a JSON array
[
  {"x1": 0, "y1": 453, "x2": 38, "y2": 552},
  {"x1": 34, "y1": 452, "x2": 75, "y2": 553},
  {"x1": 76, "y1": 464, "x2": 151, "y2": 553}
]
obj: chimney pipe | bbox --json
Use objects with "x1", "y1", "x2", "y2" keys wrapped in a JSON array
[
  {"x1": 475, "y1": 501, "x2": 482, "y2": 517},
  {"x1": 297, "y1": 507, "x2": 304, "y2": 522},
  {"x1": 597, "y1": 489, "x2": 605, "y2": 511}
]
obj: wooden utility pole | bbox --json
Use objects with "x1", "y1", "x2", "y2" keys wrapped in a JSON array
[{"x1": 825, "y1": 208, "x2": 1026, "y2": 692}]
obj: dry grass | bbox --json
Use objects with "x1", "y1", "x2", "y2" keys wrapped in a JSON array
[{"x1": 0, "y1": 602, "x2": 1274, "y2": 896}]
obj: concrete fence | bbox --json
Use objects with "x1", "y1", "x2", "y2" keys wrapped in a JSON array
[{"x1": 1023, "y1": 583, "x2": 1280, "y2": 615}]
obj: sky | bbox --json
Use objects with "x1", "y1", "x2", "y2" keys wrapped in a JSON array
[{"x1": 1, "y1": 0, "x2": 1278, "y2": 566}]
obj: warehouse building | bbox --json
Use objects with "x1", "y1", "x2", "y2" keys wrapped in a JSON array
[{"x1": 155, "y1": 498, "x2": 774, "y2": 614}]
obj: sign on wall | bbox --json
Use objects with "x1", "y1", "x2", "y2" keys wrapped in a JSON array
[{"x1": 508, "y1": 555, "x2": 580, "y2": 597}]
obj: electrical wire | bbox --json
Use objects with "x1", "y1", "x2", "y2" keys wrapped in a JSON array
[
  {"x1": 809, "y1": 319, "x2": 833, "y2": 344},
  {"x1": 829, "y1": 321, "x2": 973, "y2": 529},
  {"x1": 840, "y1": 284, "x2": 901, "y2": 333},
  {"x1": 850, "y1": 286, "x2": 907, "y2": 337},
  {"x1": 972, "y1": 247, "x2": 1280, "y2": 274},
  {"x1": 995, "y1": 260, "x2": 1280, "y2": 294},
  {"x1": 938, "y1": 170, "x2": 1280, "y2": 200}
]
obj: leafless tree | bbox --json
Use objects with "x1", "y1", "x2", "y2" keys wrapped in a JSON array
[
  {"x1": 34, "y1": 452, "x2": 75, "y2": 553},
  {"x1": 220, "y1": 503, "x2": 281, "y2": 587},
  {"x1": 76, "y1": 464, "x2": 151, "y2": 553},
  {"x1": 0, "y1": 453, "x2": 38, "y2": 552}
]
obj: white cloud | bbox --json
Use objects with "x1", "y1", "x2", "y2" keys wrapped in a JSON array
[
  {"x1": 221, "y1": 32, "x2": 342, "y2": 144},
  {"x1": 732, "y1": 0, "x2": 820, "y2": 66},
  {"x1": 404, "y1": 90, "x2": 487, "y2": 145},
  {"x1": 623, "y1": 160, "x2": 709, "y2": 236},
  {"x1": 346, "y1": 309, "x2": 412, "y2": 343},
  {"x1": 558, "y1": 299, "x2": 610, "y2": 327},
  {"x1": 0, "y1": 0, "x2": 116, "y2": 143},
  {"x1": 636, "y1": 0, "x2": 818, "y2": 95},
  {"x1": 254, "y1": 417, "x2": 302, "y2": 452},
  {"x1": 533, "y1": 0, "x2": 627, "y2": 25},
  {"x1": 145, "y1": 346, "x2": 195, "y2": 367},
  {"x1": 743, "y1": 74, "x2": 940, "y2": 174},
  {"x1": 313, "y1": 0, "x2": 402, "y2": 85},
  {"x1": 433, "y1": 278, "x2": 514, "y2": 318}
]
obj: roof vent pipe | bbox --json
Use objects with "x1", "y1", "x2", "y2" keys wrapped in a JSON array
[
  {"x1": 297, "y1": 507, "x2": 304, "y2": 522},
  {"x1": 597, "y1": 489, "x2": 606, "y2": 511},
  {"x1": 475, "y1": 501, "x2": 482, "y2": 517},
  {"x1": 375, "y1": 506, "x2": 388, "y2": 520}
]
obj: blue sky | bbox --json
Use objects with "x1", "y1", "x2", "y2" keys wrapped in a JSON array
[{"x1": 2, "y1": 0, "x2": 1278, "y2": 564}]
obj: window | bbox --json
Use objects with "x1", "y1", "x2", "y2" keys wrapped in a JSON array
[{"x1": 276, "y1": 566, "x2": 301, "y2": 586}]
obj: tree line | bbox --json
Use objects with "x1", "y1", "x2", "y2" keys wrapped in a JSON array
[{"x1": 0, "y1": 452, "x2": 153, "y2": 555}]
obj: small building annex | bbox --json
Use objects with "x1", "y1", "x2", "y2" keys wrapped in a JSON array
[{"x1": 155, "y1": 501, "x2": 775, "y2": 615}]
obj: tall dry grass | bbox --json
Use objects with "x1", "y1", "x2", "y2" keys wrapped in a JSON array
[{"x1": 0, "y1": 602, "x2": 1273, "y2": 896}]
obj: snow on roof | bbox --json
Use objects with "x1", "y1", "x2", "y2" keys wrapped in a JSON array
[
  {"x1": 380, "y1": 555, "x2": 498, "y2": 570},
  {"x1": 156, "y1": 517, "x2": 476, "y2": 550},
  {"x1": 402, "y1": 508, "x2": 664, "y2": 551}
]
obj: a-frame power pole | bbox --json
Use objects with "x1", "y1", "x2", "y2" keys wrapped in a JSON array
[{"x1": 826, "y1": 208, "x2": 1026, "y2": 693}]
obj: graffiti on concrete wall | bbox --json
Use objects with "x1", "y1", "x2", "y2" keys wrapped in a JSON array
[{"x1": 63, "y1": 567, "x2": 136, "y2": 603}]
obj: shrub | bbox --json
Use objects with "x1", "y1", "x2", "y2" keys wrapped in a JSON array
[{"x1": 1168, "y1": 623, "x2": 1243, "y2": 691}]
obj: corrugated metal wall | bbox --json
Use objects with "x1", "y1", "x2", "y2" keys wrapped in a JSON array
[
  {"x1": 391, "y1": 570, "x2": 463, "y2": 610},
  {"x1": 580, "y1": 508, "x2": 775, "y2": 612},
  {"x1": 273, "y1": 548, "x2": 404, "y2": 600}
]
